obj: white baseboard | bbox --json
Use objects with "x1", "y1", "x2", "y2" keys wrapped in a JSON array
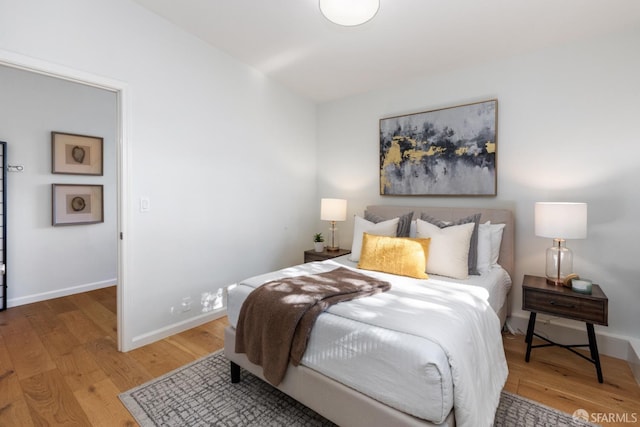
[
  {"x1": 7, "y1": 279, "x2": 117, "y2": 307},
  {"x1": 129, "y1": 308, "x2": 227, "y2": 350},
  {"x1": 508, "y1": 313, "x2": 640, "y2": 385},
  {"x1": 628, "y1": 338, "x2": 640, "y2": 385},
  {"x1": 9, "y1": 282, "x2": 227, "y2": 353}
]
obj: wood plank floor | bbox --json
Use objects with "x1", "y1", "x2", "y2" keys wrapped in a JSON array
[{"x1": 1, "y1": 286, "x2": 638, "y2": 426}]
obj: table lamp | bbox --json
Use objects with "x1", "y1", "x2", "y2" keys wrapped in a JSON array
[
  {"x1": 535, "y1": 202, "x2": 587, "y2": 286},
  {"x1": 321, "y1": 198, "x2": 347, "y2": 251}
]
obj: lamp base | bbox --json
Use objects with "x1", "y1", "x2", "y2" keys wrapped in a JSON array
[
  {"x1": 545, "y1": 239, "x2": 574, "y2": 288},
  {"x1": 327, "y1": 221, "x2": 340, "y2": 252},
  {"x1": 546, "y1": 277, "x2": 564, "y2": 287},
  {"x1": 546, "y1": 272, "x2": 578, "y2": 287}
]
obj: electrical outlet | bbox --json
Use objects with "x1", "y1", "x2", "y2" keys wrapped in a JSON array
[
  {"x1": 541, "y1": 317, "x2": 551, "y2": 325},
  {"x1": 201, "y1": 289, "x2": 225, "y2": 312},
  {"x1": 181, "y1": 297, "x2": 192, "y2": 312}
]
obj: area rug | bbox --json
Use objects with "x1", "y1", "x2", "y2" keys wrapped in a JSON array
[{"x1": 120, "y1": 351, "x2": 599, "y2": 427}]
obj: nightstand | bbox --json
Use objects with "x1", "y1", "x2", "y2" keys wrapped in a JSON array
[
  {"x1": 304, "y1": 248, "x2": 351, "y2": 263},
  {"x1": 522, "y1": 274, "x2": 608, "y2": 383}
]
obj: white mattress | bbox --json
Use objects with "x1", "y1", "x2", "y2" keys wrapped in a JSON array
[{"x1": 227, "y1": 256, "x2": 511, "y2": 423}]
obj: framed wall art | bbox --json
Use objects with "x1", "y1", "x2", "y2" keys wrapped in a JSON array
[
  {"x1": 379, "y1": 99, "x2": 497, "y2": 196},
  {"x1": 51, "y1": 131, "x2": 103, "y2": 175},
  {"x1": 52, "y1": 184, "x2": 104, "y2": 226}
]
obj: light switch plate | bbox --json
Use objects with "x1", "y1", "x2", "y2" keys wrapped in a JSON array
[{"x1": 140, "y1": 197, "x2": 150, "y2": 212}]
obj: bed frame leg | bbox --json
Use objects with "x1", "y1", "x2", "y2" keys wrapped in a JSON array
[{"x1": 230, "y1": 361, "x2": 241, "y2": 383}]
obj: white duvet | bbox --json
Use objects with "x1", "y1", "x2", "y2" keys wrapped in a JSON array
[{"x1": 228, "y1": 259, "x2": 509, "y2": 427}]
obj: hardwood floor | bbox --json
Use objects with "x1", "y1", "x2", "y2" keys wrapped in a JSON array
[
  {"x1": 1, "y1": 287, "x2": 638, "y2": 426},
  {"x1": 503, "y1": 333, "x2": 640, "y2": 426}
]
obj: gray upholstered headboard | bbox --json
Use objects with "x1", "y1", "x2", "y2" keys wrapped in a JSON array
[{"x1": 365, "y1": 205, "x2": 515, "y2": 279}]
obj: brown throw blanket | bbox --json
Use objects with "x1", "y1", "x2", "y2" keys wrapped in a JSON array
[{"x1": 235, "y1": 267, "x2": 391, "y2": 385}]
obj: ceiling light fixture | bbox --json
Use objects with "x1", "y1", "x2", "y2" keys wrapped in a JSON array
[{"x1": 319, "y1": 0, "x2": 380, "y2": 26}]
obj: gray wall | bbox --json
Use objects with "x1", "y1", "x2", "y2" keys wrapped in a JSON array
[
  {"x1": 316, "y1": 26, "x2": 640, "y2": 348},
  {"x1": 1, "y1": 0, "x2": 318, "y2": 349},
  {"x1": 0, "y1": 65, "x2": 117, "y2": 304}
]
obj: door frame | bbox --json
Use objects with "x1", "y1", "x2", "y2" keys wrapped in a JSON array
[{"x1": 0, "y1": 50, "x2": 131, "y2": 351}]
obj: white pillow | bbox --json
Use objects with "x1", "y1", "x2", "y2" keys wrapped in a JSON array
[
  {"x1": 477, "y1": 221, "x2": 506, "y2": 274},
  {"x1": 489, "y1": 223, "x2": 505, "y2": 265},
  {"x1": 477, "y1": 221, "x2": 492, "y2": 273},
  {"x1": 409, "y1": 220, "x2": 417, "y2": 238},
  {"x1": 350, "y1": 216, "x2": 399, "y2": 262},
  {"x1": 416, "y1": 219, "x2": 474, "y2": 279}
]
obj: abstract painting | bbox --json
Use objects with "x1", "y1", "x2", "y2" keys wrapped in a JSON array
[{"x1": 380, "y1": 100, "x2": 497, "y2": 196}]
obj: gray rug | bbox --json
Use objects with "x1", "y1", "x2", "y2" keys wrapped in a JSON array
[{"x1": 120, "y1": 351, "x2": 599, "y2": 427}]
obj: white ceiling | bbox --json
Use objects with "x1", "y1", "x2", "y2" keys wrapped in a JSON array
[{"x1": 132, "y1": 0, "x2": 640, "y2": 103}]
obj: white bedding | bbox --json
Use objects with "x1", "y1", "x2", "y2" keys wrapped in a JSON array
[{"x1": 227, "y1": 256, "x2": 510, "y2": 426}]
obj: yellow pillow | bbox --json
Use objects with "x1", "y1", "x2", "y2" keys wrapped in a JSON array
[{"x1": 357, "y1": 233, "x2": 430, "y2": 279}]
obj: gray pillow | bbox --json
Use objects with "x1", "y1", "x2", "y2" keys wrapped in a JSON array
[
  {"x1": 364, "y1": 211, "x2": 414, "y2": 238},
  {"x1": 419, "y1": 213, "x2": 481, "y2": 275}
]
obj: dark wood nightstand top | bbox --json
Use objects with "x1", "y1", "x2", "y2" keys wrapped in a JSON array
[
  {"x1": 304, "y1": 248, "x2": 351, "y2": 263},
  {"x1": 522, "y1": 274, "x2": 608, "y2": 326}
]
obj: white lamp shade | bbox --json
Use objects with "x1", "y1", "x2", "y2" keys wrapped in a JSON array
[
  {"x1": 535, "y1": 202, "x2": 587, "y2": 239},
  {"x1": 319, "y1": 0, "x2": 380, "y2": 26},
  {"x1": 321, "y1": 198, "x2": 347, "y2": 221}
]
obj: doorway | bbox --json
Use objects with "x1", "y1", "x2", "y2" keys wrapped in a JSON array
[{"x1": 0, "y1": 52, "x2": 128, "y2": 350}]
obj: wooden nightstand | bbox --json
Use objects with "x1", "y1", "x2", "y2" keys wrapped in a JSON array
[
  {"x1": 522, "y1": 274, "x2": 608, "y2": 383},
  {"x1": 304, "y1": 248, "x2": 351, "y2": 263}
]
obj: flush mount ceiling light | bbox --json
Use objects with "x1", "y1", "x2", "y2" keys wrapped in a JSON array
[{"x1": 319, "y1": 0, "x2": 380, "y2": 26}]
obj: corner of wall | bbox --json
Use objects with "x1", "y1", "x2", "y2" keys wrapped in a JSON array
[
  {"x1": 8, "y1": 279, "x2": 117, "y2": 308},
  {"x1": 509, "y1": 314, "x2": 640, "y2": 385},
  {"x1": 507, "y1": 313, "x2": 630, "y2": 360},
  {"x1": 127, "y1": 308, "x2": 227, "y2": 351},
  {"x1": 628, "y1": 338, "x2": 640, "y2": 386}
]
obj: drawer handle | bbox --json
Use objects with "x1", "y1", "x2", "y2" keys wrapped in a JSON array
[{"x1": 549, "y1": 300, "x2": 575, "y2": 309}]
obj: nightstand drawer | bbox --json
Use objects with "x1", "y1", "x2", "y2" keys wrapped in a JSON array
[{"x1": 523, "y1": 288, "x2": 607, "y2": 325}]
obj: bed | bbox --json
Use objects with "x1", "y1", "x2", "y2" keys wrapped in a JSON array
[{"x1": 224, "y1": 205, "x2": 514, "y2": 427}]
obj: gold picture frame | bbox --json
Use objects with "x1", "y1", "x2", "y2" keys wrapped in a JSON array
[
  {"x1": 52, "y1": 184, "x2": 104, "y2": 226},
  {"x1": 379, "y1": 99, "x2": 497, "y2": 196},
  {"x1": 51, "y1": 131, "x2": 103, "y2": 175}
]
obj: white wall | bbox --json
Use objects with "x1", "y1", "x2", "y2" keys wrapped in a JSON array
[
  {"x1": 3, "y1": 0, "x2": 636, "y2": 354},
  {"x1": 317, "y1": 27, "x2": 640, "y2": 348},
  {"x1": 1, "y1": 0, "x2": 317, "y2": 349},
  {"x1": 0, "y1": 65, "x2": 117, "y2": 304}
]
